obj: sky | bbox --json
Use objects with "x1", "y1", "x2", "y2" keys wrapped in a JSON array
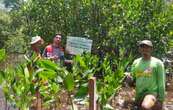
[
  {"x1": 0, "y1": 0, "x2": 28, "y2": 9},
  {"x1": 0, "y1": 0, "x2": 5, "y2": 9}
]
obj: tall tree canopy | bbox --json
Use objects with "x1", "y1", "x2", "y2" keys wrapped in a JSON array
[
  {"x1": 1, "y1": 0, "x2": 173, "y2": 58},
  {"x1": 22, "y1": 0, "x2": 173, "y2": 59}
]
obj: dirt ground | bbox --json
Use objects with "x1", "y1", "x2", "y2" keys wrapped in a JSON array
[
  {"x1": 50, "y1": 76, "x2": 173, "y2": 110},
  {"x1": 113, "y1": 77, "x2": 173, "y2": 110}
]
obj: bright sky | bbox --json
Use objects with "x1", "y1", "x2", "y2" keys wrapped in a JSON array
[
  {"x1": 0, "y1": 0, "x2": 4, "y2": 9},
  {"x1": 0, "y1": 0, "x2": 28, "y2": 9}
]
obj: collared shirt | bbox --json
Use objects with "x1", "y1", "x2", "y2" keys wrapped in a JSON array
[{"x1": 42, "y1": 45, "x2": 65, "y2": 66}]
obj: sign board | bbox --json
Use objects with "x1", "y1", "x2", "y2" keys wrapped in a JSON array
[{"x1": 66, "y1": 36, "x2": 93, "y2": 55}]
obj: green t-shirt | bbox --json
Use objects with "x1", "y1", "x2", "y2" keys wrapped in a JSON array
[{"x1": 132, "y1": 57, "x2": 165, "y2": 102}]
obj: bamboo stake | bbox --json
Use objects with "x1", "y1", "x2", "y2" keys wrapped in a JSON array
[
  {"x1": 37, "y1": 92, "x2": 42, "y2": 110},
  {"x1": 88, "y1": 77, "x2": 96, "y2": 110}
]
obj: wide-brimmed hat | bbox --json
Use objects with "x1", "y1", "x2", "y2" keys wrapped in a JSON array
[
  {"x1": 139, "y1": 40, "x2": 153, "y2": 47},
  {"x1": 30, "y1": 36, "x2": 44, "y2": 45}
]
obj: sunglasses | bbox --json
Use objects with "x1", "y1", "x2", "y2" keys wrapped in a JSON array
[{"x1": 139, "y1": 44, "x2": 152, "y2": 48}]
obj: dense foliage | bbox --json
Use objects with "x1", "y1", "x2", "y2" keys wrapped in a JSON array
[
  {"x1": 21, "y1": 0, "x2": 173, "y2": 59},
  {"x1": 0, "y1": 9, "x2": 10, "y2": 49},
  {"x1": 0, "y1": 50, "x2": 132, "y2": 110},
  {"x1": 1, "y1": 0, "x2": 173, "y2": 58},
  {"x1": 0, "y1": 9, "x2": 28, "y2": 53},
  {"x1": 1, "y1": 0, "x2": 173, "y2": 109}
]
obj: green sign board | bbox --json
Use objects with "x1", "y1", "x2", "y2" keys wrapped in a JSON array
[{"x1": 66, "y1": 36, "x2": 93, "y2": 55}]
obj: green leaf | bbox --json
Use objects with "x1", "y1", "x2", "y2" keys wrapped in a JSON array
[
  {"x1": 76, "y1": 55, "x2": 85, "y2": 67},
  {"x1": 30, "y1": 52, "x2": 37, "y2": 62},
  {"x1": 34, "y1": 68, "x2": 45, "y2": 77},
  {"x1": 0, "y1": 49, "x2": 6, "y2": 62},
  {"x1": 39, "y1": 84, "x2": 47, "y2": 91},
  {"x1": 54, "y1": 76, "x2": 63, "y2": 83},
  {"x1": 64, "y1": 74, "x2": 74, "y2": 91},
  {"x1": 39, "y1": 70, "x2": 56, "y2": 80},
  {"x1": 83, "y1": 69, "x2": 93, "y2": 78},
  {"x1": 52, "y1": 83, "x2": 59, "y2": 92},
  {"x1": 30, "y1": 84, "x2": 35, "y2": 95},
  {"x1": 38, "y1": 59, "x2": 58, "y2": 71},
  {"x1": 24, "y1": 67, "x2": 29, "y2": 79},
  {"x1": 81, "y1": 83, "x2": 88, "y2": 88},
  {"x1": 74, "y1": 86, "x2": 88, "y2": 100},
  {"x1": 24, "y1": 66, "x2": 30, "y2": 83},
  {"x1": 3, "y1": 87, "x2": 9, "y2": 93},
  {"x1": 43, "y1": 97, "x2": 54, "y2": 103},
  {"x1": 97, "y1": 80, "x2": 102, "y2": 92},
  {"x1": 42, "y1": 103, "x2": 50, "y2": 107},
  {"x1": 0, "y1": 71, "x2": 5, "y2": 84},
  {"x1": 16, "y1": 65, "x2": 25, "y2": 76}
]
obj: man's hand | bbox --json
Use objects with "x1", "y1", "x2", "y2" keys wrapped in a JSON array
[
  {"x1": 65, "y1": 45, "x2": 71, "y2": 54},
  {"x1": 65, "y1": 59, "x2": 73, "y2": 64},
  {"x1": 48, "y1": 56, "x2": 58, "y2": 61},
  {"x1": 124, "y1": 72, "x2": 133, "y2": 83}
]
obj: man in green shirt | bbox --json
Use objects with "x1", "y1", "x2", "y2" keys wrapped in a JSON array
[{"x1": 131, "y1": 40, "x2": 165, "y2": 110}]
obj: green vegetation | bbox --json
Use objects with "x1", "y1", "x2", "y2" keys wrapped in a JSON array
[
  {"x1": 0, "y1": 9, "x2": 28, "y2": 53},
  {"x1": 0, "y1": 10, "x2": 10, "y2": 49},
  {"x1": 0, "y1": 0, "x2": 173, "y2": 109},
  {"x1": 22, "y1": 0, "x2": 173, "y2": 59},
  {"x1": 0, "y1": 49, "x2": 6, "y2": 62},
  {"x1": 1, "y1": 0, "x2": 173, "y2": 58},
  {"x1": 0, "y1": 50, "x2": 132, "y2": 110}
]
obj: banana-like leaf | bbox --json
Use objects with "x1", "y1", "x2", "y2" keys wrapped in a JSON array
[
  {"x1": 76, "y1": 54, "x2": 85, "y2": 67},
  {"x1": 64, "y1": 74, "x2": 74, "y2": 91},
  {"x1": 16, "y1": 65, "x2": 25, "y2": 77},
  {"x1": 38, "y1": 59, "x2": 58, "y2": 71},
  {"x1": 83, "y1": 69, "x2": 93, "y2": 78},
  {"x1": 0, "y1": 71, "x2": 5, "y2": 84},
  {"x1": 34, "y1": 68, "x2": 45, "y2": 77},
  {"x1": 24, "y1": 67, "x2": 29, "y2": 78},
  {"x1": 74, "y1": 86, "x2": 88, "y2": 100},
  {"x1": 24, "y1": 66, "x2": 30, "y2": 83},
  {"x1": 39, "y1": 70, "x2": 57, "y2": 80}
]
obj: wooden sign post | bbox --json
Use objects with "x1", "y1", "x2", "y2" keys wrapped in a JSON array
[
  {"x1": 37, "y1": 92, "x2": 42, "y2": 110},
  {"x1": 88, "y1": 77, "x2": 96, "y2": 110}
]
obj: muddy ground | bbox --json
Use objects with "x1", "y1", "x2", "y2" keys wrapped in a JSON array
[
  {"x1": 55, "y1": 75, "x2": 173, "y2": 110},
  {"x1": 49, "y1": 76, "x2": 173, "y2": 110}
]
